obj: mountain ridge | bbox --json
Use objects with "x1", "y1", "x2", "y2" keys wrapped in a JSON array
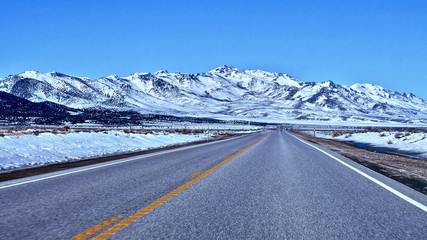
[{"x1": 1, "y1": 66, "x2": 426, "y2": 124}]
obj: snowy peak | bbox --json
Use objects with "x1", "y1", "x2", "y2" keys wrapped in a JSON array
[
  {"x1": 320, "y1": 80, "x2": 335, "y2": 88},
  {"x1": 18, "y1": 70, "x2": 43, "y2": 79},
  {"x1": 350, "y1": 83, "x2": 389, "y2": 92},
  {"x1": 125, "y1": 72, "x2": 153, "y2": 80},
  {"x1": 106, "y1": 74, "x2": 120, "y2": 79},
  {"x1": 350, "y1": 83, "x2": 393, "y2": 99},
  {"x1": 154, "y1": 69, "x2": 169, "y2": 75},
  {"x1": 208, "y1": 65, "x2": 239, "y2": 74}
]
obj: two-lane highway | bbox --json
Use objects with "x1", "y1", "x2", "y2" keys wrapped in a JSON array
[
  {"x1": 1, "y1": 130, "x2": 426, "y2": 239},
  {"x1": 0, "y1": 132, "x2": 266, "y2": 239}
]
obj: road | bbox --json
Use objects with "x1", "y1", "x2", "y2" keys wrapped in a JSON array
[{"x1": 0, "y1": 130, "x2": 426, "y2": 239}]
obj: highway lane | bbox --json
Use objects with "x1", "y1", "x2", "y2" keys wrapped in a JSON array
[{"x1": 1, "y1": 130, "x2": 426, "y2": 239}]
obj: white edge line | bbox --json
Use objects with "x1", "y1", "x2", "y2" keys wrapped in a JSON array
[
  {"x1": 288, "y1": 132, "x2": 427, "y2": 213},
  {"x1": 0, "y1": 134, "x2": 250, "y2": 190}
]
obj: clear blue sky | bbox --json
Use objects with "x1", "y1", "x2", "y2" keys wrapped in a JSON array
[{"x1": 1, "y1": 0, "x2": 426, "y2": 99}]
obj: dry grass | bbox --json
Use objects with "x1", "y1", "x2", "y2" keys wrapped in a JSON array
[
  {"x1": 332, "y1": 131, "x2": 342, "y2": 137},
  {"x1": 1, "y1": 126, "x2": 259, "y2": 138},
  {"x1": 394, "y1": 133, "x2": 404, "y2": 139},
  {"x1": 305, "y1": 128, "x2": 426, "y2": 140}
]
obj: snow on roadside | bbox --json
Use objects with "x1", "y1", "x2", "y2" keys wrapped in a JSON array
[
  {"x1": 0, "y1": 131, "x2": 208, "y2": 172},
  {"x1": 310, "y1": 131, "x2": 427, "y2": 158}
]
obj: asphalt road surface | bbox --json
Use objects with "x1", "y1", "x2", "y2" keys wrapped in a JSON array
[{"x1": 1, "y1": 130, "x2": 426, "y2": 239}]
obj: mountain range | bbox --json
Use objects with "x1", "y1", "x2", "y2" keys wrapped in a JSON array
[{"x1": 1, "y1": 65, "x2": 426, "y2": 124}]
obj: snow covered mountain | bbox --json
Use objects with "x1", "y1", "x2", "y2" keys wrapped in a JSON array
[{"x1": 1, "y1": 66, "x2": 426, "y2": 123}]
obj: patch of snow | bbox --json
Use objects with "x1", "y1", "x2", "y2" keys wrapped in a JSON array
[
  {"x1": 0, "y1": 131, "x2": 208, "y2": 172},
  {"x1": 274, "y1": 75, "x2": 301, "y2": 87},
  {"x1": 315, "y1": 131, "x2": 427, "y2": 158}
]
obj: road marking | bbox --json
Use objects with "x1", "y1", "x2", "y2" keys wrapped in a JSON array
[
  {"x1": 190, "y1": 170, "x2": 204, "y2": 178},
  {"x1": 0, "y1": 134, "x2": 251, "y2": 190},
  {"x1": 288, "y1": 132, "x2": 427, "y2": 212},
  {"x1": 70, "y1": 215, "x2": 122, "y2": 240},
  {"x1": 90, "y1": 135, "x2": 268, "y2": 240}
]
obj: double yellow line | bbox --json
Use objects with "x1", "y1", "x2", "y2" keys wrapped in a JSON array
[{"x1": 71, "y1": 135, "x2": 268, "y2": 240}]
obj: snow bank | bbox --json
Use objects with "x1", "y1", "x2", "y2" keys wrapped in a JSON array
[
  {"x1": 0, "y1": 131, "x2": 207, "y2": 172},
  {"x1": 313, "y1": 131, "x2": 427, "y2": 158}
]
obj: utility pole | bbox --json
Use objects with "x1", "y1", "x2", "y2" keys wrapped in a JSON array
[{"x1": 207, "y1": 123, "x2": 210, "y2": 142}]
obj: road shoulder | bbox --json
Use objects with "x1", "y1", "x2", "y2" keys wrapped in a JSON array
[{"x1": 291, "y1": 131, "x2": 427, "y2": 195}]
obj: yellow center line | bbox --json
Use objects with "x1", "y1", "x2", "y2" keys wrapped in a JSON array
[
  {"x1": 87, "y1": 134, "x2": 269, "y2": 240},
  {"x1": 70, "y1": 215, "x2": 123, "y2": 240},
  {"x1": 190, "y1": 170, "x2": 204, "y2": 178}
]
